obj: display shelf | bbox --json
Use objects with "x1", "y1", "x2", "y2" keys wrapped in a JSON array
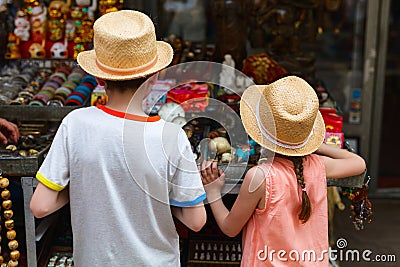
[{"x1": 0, "y1": 105, "x2": 78, "y2": 122}]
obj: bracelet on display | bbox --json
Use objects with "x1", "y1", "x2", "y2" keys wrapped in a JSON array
[
  {"x1": 65, "y1": 98, "x2": 83, "y2": 106},
  {"x1": 50, "y1": 72, "x2": 68, "y2": 83},
  {"x1": 67, "y1": 72, "x2": 84, "y2": 84},
  {"x1": 55, "y1": 87, "x2": 72, "y2": 99},
  {"x1": 55, "y1": 66, "x2": 71, "y2": 76},
  {"x1": 66, "y1": 94, "x2": 85, "y2": 105},
  {"x1": 74, "y1": 85, "x2": 92, "y2": 96},
  {"x1": 42, "y1": 80, "x2": 60, "y2": 90},
  {"x1": 61, "y1": 81, "x2": 78, "y2": 91},
  {"x1": 81, "y1": 75, "x2": 97, "y2": 87},
  {"x1": 47, "y1": 99, "x2": 64, "y2": 107}
]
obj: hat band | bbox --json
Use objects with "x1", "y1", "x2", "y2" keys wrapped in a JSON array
[
  {"x1": 96, "y1": 55, "x2": 158, "y2": 75},
  {"x1": 255, "y1": 99, "x2": 314, "y2": 150}
]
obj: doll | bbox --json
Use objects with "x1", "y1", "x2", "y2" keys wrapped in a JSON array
[
  {"x1": 4, "y1": 33, "x2": 21, "y2": 60},
  {"x1": 28, "y1": 41, "x2": 46, "y2": 58},
  {"x1": 30, "y1": 2, "x2": 47, "y2": 42},
  {"x1": 14, "y1": 10, "x2": 30, "y2": 41},
  {"x1": 50, "y1": 39, "x2": 68, "y2": 59}
]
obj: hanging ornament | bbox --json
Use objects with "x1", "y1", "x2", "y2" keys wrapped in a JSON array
[
  {"x1": 342, "y1": 176, "x2": 373, "y2": 230},
  {"x1": 0, "y1": 170, "x2": 19, "y2": 266}
]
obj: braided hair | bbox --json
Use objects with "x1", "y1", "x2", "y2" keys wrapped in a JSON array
[{"x1": 289, "y1": 156, "x2": 311, "y2": 223}]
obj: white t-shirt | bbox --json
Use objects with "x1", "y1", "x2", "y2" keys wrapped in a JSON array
[{"x1": 37, "y1": 105, "x2": 206, "y2": 266}]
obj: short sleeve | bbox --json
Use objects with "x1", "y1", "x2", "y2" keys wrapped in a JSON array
[
  {"x1": 169, "y1": 129, "x2": 206, "y2": 207},
  {"x1": 36, "y1": 119, "x2": 70, "y2": 191}
]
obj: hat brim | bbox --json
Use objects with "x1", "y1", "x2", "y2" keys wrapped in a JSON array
[
  {"x1": 77, "y1": 41, "x2": 173, "y2": 81},
  {"x1": 240, "y1": 85, "x2": 326, "y2": 157}
]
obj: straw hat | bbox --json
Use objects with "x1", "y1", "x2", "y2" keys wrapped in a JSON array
[
  {"x1": 77, "y1": 10, "x2": 173, "y2": 81},
  {"x1": 240, "y1": 76, "x2": 325, "y2": 156}
]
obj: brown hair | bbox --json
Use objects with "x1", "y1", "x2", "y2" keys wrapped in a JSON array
[
  {"x1": 104, "y1": 77, "x2": 148, "y2": 92},
  {"x1": 289, "y1": 156, "x2": 312, "y2": 223}
]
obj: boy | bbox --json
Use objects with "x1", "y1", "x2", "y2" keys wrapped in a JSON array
[{"x1": 30, "y1": 10, "x2": 207, "y2": 266}]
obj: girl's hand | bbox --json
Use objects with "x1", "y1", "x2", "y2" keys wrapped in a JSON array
[{"x1": 199, "y1": 161, "x2": 225, "y2": 198}]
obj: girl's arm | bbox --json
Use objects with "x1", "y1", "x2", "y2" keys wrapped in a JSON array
[
  {"x1": 201, "y1": 161, "x2": 265, "y2": 237},
  {"x1": 315, "y1": 143, "x2": 366, "y2": 178}
]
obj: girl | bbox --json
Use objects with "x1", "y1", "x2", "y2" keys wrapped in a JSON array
[{"x1": 200, "y1": 76, "x2": 366, "y2": 266}]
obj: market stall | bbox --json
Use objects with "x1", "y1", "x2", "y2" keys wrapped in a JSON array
[{"x1": 0, "y1": 1, "x2": 373, "y2": 266}]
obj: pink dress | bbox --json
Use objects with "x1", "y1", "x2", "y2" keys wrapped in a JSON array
[{"x1": 241, "y1": 154, "x2": 329, "y2": 266}]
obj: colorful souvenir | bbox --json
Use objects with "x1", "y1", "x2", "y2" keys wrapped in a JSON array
[
  {"x1": 14, "y1": 10, "x2": 30, "y2": 42},
  {"x1": 4, "y1": 33, "x2": 21, "y2": 60},
  {"x1": 28, "y1": 41, "x2": 46, "y2": 58},
  {"x1": 30, "y1": 2, "x2": 47, "y2": 42},
  {"x1": 50, "y1": 39, "x2": 68, "y2": 59},
  {"x1": 98, "y1": 0, "x2": 124, "y2": 16}
]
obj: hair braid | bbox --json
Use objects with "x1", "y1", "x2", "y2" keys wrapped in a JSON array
[{"x1": 289, "y1": 156, "x2": 312, "y2": 223}]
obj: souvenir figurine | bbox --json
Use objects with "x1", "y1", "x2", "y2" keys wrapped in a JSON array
[
  {"x1": 75, "y1": 0, "x2": 97, "y2": 19},
  {"x1": 48, "y1": 0, "x2": 72, "y2": 41},
  {"x1": 50, "y1": 39, "x2": 68, "y2": 59},
  {"x1": 98, "y1": 0, "x2": 124, "y2": 16},
  {"x1": 65, "y1": 19, "x2": 76, "y2": 41},
  {"x1": 14, "y1": 10, "x2": 30, "y2": 41},
  {"x1": 73, "y1": 36, "x2": 85, "y2": 59},
  {"x1": 28, "y1": 41, "x2": 46, "y2": 58},
  {"x1": 81, "y1": 19, "x2": 94, "y2": 43},
  {"x1": 4, "y1": 33, "x2": 21, "y2": 60},
  {"x1": 30, "y1": 2, "x2": 47, "y2": 42},
  {"x1": 209, "y1": 137, "x2": 231, "y2": 155}
]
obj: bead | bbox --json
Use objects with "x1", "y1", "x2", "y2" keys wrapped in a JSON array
[
  {"x1": 3, "y1": 209, "x2": 13, "y2": 220},
  {"x1": 5, "y1": 219, "x2": 14, "y2": 230},
  {"x1": 8, "y1": 240, "x2": 18, "y2": 250},
  {"x1": 0, "y1": 256, "x2": 3, "y2": 264},
  {"x1": 7, "y1": 230, "x2": 16, "y2": 240},
  {"x1": 2, "y1": 200, "x2": 12, "y2": 210},
  {"x1": 7, "y1": 260, "x2": 18, "y2": 267},
  {"x1": 0, "y1": 178, "x2": 9, "y2": 188},
  {"x1": 1, "y1": 189, "x2": 10, "y2": 200}
]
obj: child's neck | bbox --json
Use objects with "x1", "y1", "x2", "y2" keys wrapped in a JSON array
[{"x1": 105, "y1": 88, "x2": 148, "y2": 116}]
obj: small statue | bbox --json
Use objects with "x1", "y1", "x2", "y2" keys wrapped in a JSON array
[
  {"x1": 14, "y1": 10, "x2": 30, "y2": 42},
  {"x1": 50, "y1": 39, "x2": 68, "y2": 59},
  {"x1": 30, "y1": 2, "x2": 47, "y2": 42},
  {"x1": 4, "y1": 33, "x2": 21, "y2": 60},
  {"x1": 29, "y1": 41, "x2": 46, "y2": 58}
]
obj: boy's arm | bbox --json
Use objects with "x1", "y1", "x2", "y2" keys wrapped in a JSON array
[
  {"x1": 171, "y1": 203, "x2": 207, "y2": 232},
  {"x1": 30, "y1": 183, "x2": 70, "y2": 218}
]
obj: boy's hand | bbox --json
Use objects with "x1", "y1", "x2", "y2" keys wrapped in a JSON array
[{"x1": 199, "y1": 161, "x2": 225, "y2": 198}]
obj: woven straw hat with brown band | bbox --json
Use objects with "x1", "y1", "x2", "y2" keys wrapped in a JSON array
[
  {"x1": 240, "y1": 76, "x2": 326, "y2": 156},
  {"x1": 77, "y1": 10, "x2": 173, "y2": 81}
]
